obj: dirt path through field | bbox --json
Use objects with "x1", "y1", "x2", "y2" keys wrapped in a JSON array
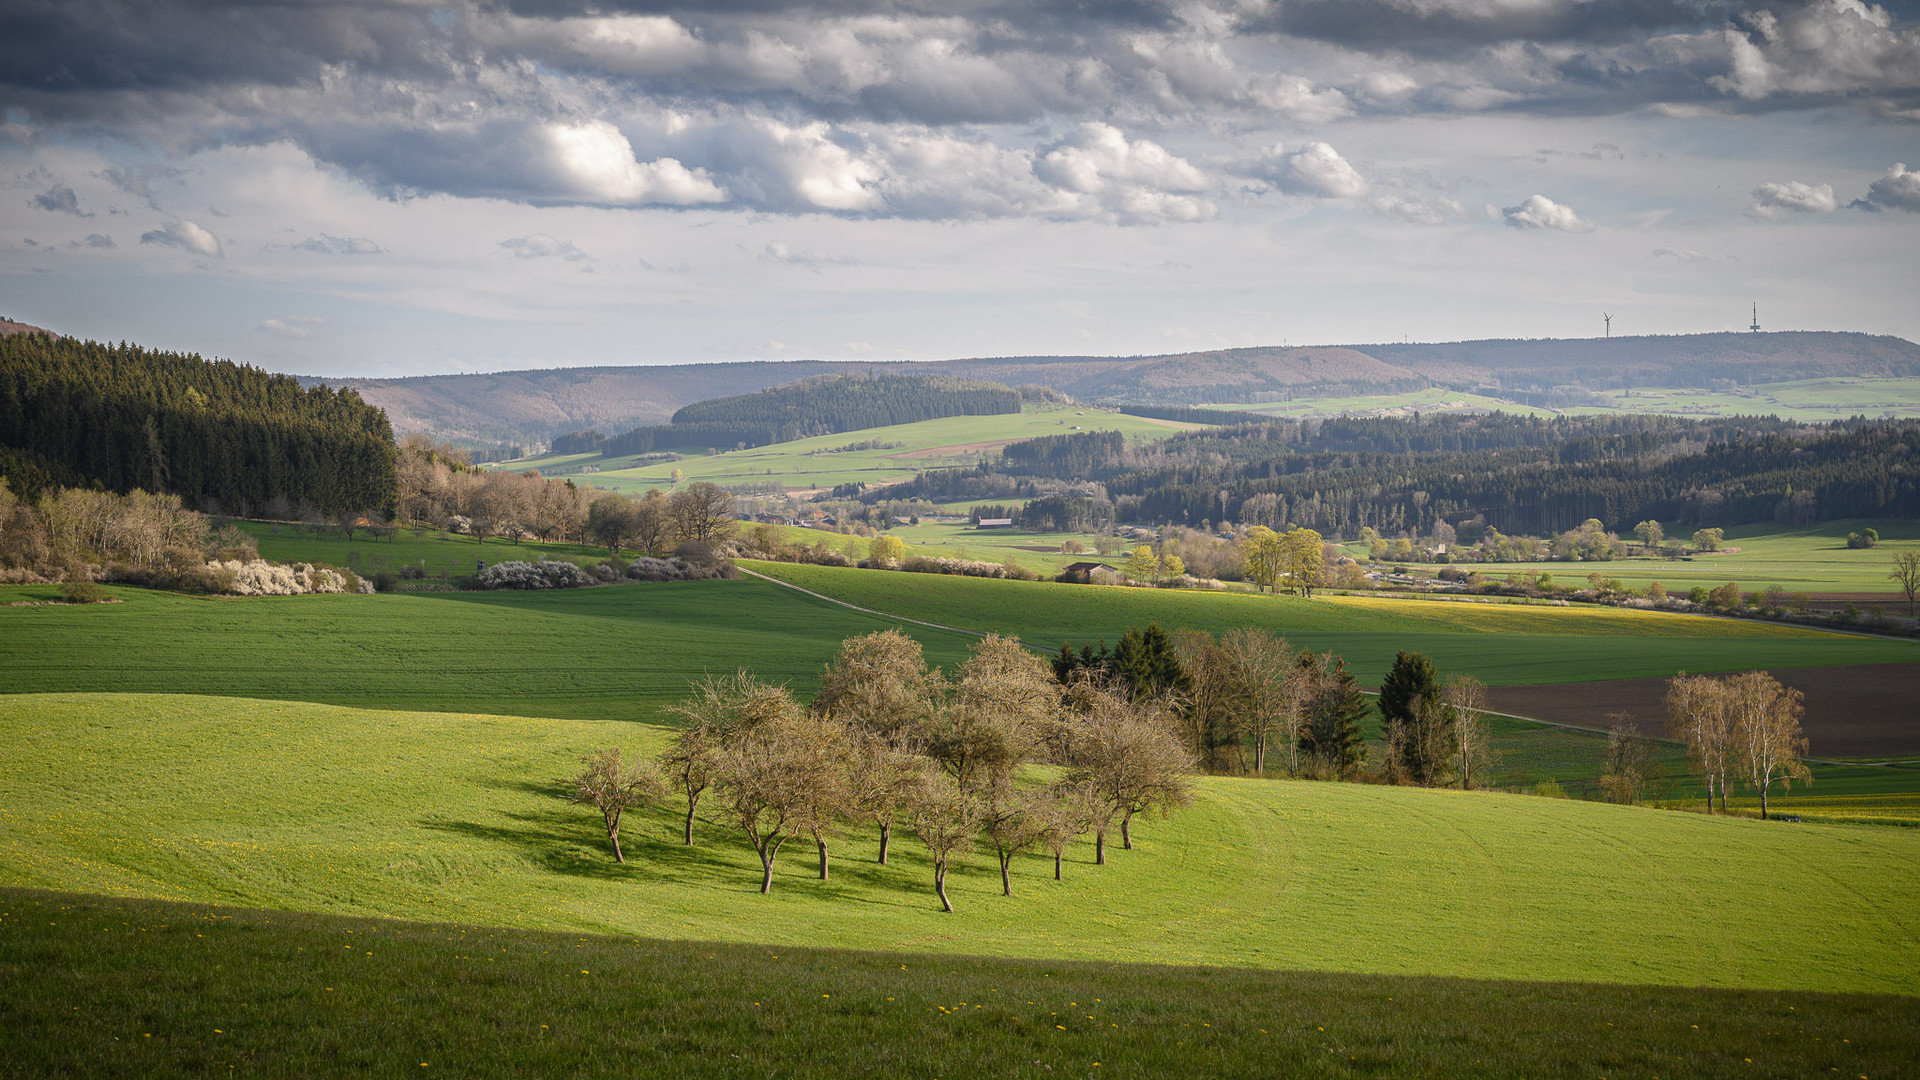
[{"x1": 1486, "y1": 662, "x2": 1920, "y2": 759}]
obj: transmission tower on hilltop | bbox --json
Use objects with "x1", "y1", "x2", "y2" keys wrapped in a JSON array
[{"x1": 1749, "y1": 303, "x2": 1762, "y2": 333}]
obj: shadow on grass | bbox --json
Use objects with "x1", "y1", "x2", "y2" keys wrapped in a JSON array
[{"x1": 419, "y1": 806, "x2": 939, "y2": 910}]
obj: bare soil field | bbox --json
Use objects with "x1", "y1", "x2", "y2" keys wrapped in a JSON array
[{"x1": 1485, "y1": 662, "x2": 1920, "y2": 759}]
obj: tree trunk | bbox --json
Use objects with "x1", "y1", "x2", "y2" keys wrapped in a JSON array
[
  {"x1": 877, "y1": 821, "x2": 890, "y2": 865},
  {"x1": 815, "y1": 833, "x2": 830, "y2": 880},
  {"x1": 1053, "y1": 850, "x2": 1063, "y2": 880},
  {"x1": 758, "y1": 843, "x2": 776, "y2": 894},
  {"x1": 683, "y1": 800, "x2": 698, "y2": 845},
  {"x1": 1094, "y1": 828, "x2": 1106, "y2": 865},
  {"x1": 1759, "y1": 782, "x2": 1769, "y2": 821},
  {"x1": 1254, "y1": 736, "x2": 1265, "y2": 775},
  {"x1": 609, "y1": 825, "x2": 624, "y2": 864},
  {"x1": 1121, "y1": 811, "x2": 1134, "y2": 850},
  {"x1": 934, "y1": 862, "x2": 953, "y2": 913},
  {"x1": 999, "y1": 852, "x2": 1013, "y2": 897}
]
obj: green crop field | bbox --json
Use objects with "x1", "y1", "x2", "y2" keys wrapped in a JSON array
[
  {"x1": 4, "y1": 693, "x2": 1918, "y2": 997},
  {"x1": 0, "y1": 581, "x2": 981, "y2": 723},
  {"x1": 740, "y1": 561, "x2": 1919, "y2": 687},
  {"x1": 499, "y1": 404, "x2": 1192, "y2": 495},
  {"x1": 9, "y1": 891, "x2": 1915, "y2": 1080}
]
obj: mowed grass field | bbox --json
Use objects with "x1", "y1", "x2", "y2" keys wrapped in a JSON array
[
  {"x1": 503, "y1": 404, "x2": 1190, "y2": 495},
  {"x1": 4, "y1": 693, "x2": 1918, "y2": 997},
  {"x1": 10, "y1": 892, "x2": 1916, "y2": 1080},
  {"x1": 741, "y1": 561, "x2": 1919, "y2": 687}
]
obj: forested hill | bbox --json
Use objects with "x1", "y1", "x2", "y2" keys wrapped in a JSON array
[
  {"x1": 314, "y1": 331, "x2": 1920, "y2": 449},
  {"x1": 888, "y1": 413, "x2": 1920, "y2": 538},
  {"x1": 579, "y1": 373, "x2": 1022, "y2": 456},
  {"x1": 0, "y1": 332, "x2": 396, "y2": 515}
]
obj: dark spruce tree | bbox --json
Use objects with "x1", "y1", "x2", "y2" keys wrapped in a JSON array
[
  {"x1": 1296, "y1": 653, "x2": 1370, "y2": 780},
  {"x1": 1377, "y1": 650, "x2": 1450, "y2": 786}
]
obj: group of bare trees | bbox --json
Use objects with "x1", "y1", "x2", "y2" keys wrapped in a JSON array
[
  {"x1": 0, "y1": 479, "x2": 256, "y2": 585},
  {"x1": 1665, "y1": 671, "x2": 1812, "y2": 819},
  {"x1": 394, "y1": 435, "x2": 738, "y2": 556},
  {"x1": 567, "y1": 630, "x2": 1194, "y2": 912}
]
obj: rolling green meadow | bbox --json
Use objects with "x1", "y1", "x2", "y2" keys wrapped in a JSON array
[
  {"x1": 4, "y1": 693, "x2": 1917, "y2": 996},
  {"x1": 7, "y1": 524, "x2": 1920, "y2": 1074},
  {"x1": 1199, "y1": 376, "x2": 1920, "y2": 422}
]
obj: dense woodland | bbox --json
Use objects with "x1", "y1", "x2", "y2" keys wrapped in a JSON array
[
  {"x1": 890, "y1": 414, "x2": 1919, "y2": 537},
  {"x1": 576, "y1": 374, "x2": 1023, "y2": 457},
  {"x1": 0, "y1": 333, "x2": 396, "y2": 515}
]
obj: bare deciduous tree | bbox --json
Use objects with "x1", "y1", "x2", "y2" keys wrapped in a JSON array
[
  {"x1": 1596, "y1": 715, "x2": 1657, "y2": 805},
  {"x1": 567, "y1": 747, "x2": 663, "y2": 863},
  {"x1": 1029, "y1": 780, "x2": 1097, "y2": 881},
  {"x1": 1443, "y1": 674, "x2": 1495, "y2": 791},
  {"x1": 655, "y1": 725, "x2": 720, "y2": 845},
  {"x1": 1667, "y1": 673, "x2": 1734, "y2": 812},
  {"x1": 1892, "y1": 549, "x2": 1920, "y2": 617},
  {"x1": 1725, "y1": 671, "x2": 1812, "y2": 820},
  {"x1": 1218, "y1": 627, "x2": 1298, "y2": 775}
]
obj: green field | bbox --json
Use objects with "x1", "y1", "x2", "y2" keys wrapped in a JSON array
[
  {"x1": 741, "y1": 561, "x2": 1918, "y2": 687},
  {"x1": 0, "y1": 581, "x2": 980, "y2": 722},
  {"x1": 1203, "y1": 388, "x2": 1552, "y2": 419},
  {"x1": 1576, "y1": 377, "x2": 1920, "y2": 421},
  {"x1": 1380, "y1": 519, "x2": 1920, "y2": 599},
  {"x1": 9, "y1": 891, "x2": 1915, "y2": 1080},
  {"x1": 501, "y1": 404, "x2": 1192, "y2": 495},
  {"x1": 4, "y1": 693, "x2": 1917, "y2": 996}
]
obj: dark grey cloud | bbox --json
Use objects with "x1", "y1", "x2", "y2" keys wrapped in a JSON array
[
  {"x1": 31, "y1": 182, "x2": 85, "y2": 214},
  {"x1": 1262, "y1": 0, "x2": 1729, "y2": 55}
]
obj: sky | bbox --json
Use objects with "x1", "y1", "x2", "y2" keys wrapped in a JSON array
[{"x1": 3, "y1": 0, "x2": 1918, "y2": 379}]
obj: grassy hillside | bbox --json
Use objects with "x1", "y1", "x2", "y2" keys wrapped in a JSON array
[
  {"x1": 3, "y1": 693, "x2": 1917, "y2": 995},
  {"x1": 237, "y1": 521, "x2": 610, "y2": 578},
  {"x1": 1576, "y1": 376, "x2": 1920, "y2": 420},
  {"x1": 504, "y1": 404, "x2": 1187, "y2": 495},
  {"x1": 9, "y1": 890, "x2": 1915, "y2": 1079},
  {"x1": 741, "y1": 562, "x2": 1918, "y2": 686}
]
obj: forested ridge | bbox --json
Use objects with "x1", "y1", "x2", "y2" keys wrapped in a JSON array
[
  {"x1": 889, "y1": 413, "x2": 1919, "y2": 536},
  {"x1": 0, "y1": 332, "x2": 396, "y2": 514},
  {"x1": 582, "y1": 373, "x2": 1022, "y2": 456}
]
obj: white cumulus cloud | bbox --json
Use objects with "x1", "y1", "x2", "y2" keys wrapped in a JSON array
[
  {"x1": 543, "y1": 121, "x2": 726, "y2": 206},
  {"x1": 1259, "y1": 141, "x2": 1369, "y2": 199},
  {"x1": 1750, "y1": 179, "x2": 1838, "y2": 218},
  {"x1": 1853, "y1": 162, "x2": 1920, "y2": 212},
  {"x1": 139, "y1": 219, "x2": 223, "y2": 257},
  {"x1": 1502, "y1": 193, "x2": 1594, "y2": 232},
  {"x1": 499, "y1": 234, "x2": 588, "y2": 260}
]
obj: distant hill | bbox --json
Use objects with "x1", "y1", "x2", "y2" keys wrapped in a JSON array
[{"x1": 0, "y1": 318, "x2": 59, "y2": 340}]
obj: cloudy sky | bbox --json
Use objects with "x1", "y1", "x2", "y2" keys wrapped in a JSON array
[{"x1": 3, "y1": 0, "x2": 1918, "y2": 378}]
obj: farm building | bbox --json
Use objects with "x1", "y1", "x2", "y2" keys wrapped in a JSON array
[{"x1": 975, "y1": 518, "x2": 1014, "y2": 529}]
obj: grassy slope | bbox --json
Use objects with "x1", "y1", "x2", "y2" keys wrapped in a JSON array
[
  {"x1": 3, "y1": 693, "x2": 1918, "y2": 996},
  {"x1": 5, "y1": 890, "x2": 1915, "y2": 1080},
  {"x1": 741, "y1": 561, "x2": 1918, "y2": 686},
  {"x1": 507, "y1": 404, "x2": 1185, "y2": 494},
  {"x1": 0, "y1": 581, "x2": 981, "y2": 722},
  {"x1": 1574, "y1": 376, "x2": 1920, "y2": 421}
]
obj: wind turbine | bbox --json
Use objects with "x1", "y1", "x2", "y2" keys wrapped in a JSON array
[{"x1": 1603, "y1": 313, "x2": 1611, "y2": 339}]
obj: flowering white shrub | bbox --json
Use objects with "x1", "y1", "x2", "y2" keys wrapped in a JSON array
[
  {"x1": 899, "y1": 555, "x2": 1019, "y2": 579},
  {"x1": 625, "y1": 556, "x2": 732, "y2": 582},
  {"x1": 208, "y1": 559, "x2": 352, "y2": 596},
  {"x1": 475, "y1": 559, "x2": 595, "y2": 590}
]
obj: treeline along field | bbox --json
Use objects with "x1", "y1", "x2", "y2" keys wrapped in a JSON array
[
  {"x1": 0, "y1": 331, "x2": 395, "y2": 514},
  {"x1": 893, "y1": 413, "x2": 1920, "y2": 537}
]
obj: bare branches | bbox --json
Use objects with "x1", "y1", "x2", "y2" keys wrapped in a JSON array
[{"x1": 567, "y1": 748, "x2": 663, "y2": 864}]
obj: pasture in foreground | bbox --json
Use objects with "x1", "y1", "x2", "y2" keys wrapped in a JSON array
[
  {"x1": 3, "y1": 693, "x2": 1916, "y2": 994},
  {"x1": 4, "y1": 887, "x2": 1914, "y2": 1080}
]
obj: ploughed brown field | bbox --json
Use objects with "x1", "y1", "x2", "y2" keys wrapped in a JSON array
[{"x1": 1484, "y1": 662, "x2": 1920, "y2": 760}]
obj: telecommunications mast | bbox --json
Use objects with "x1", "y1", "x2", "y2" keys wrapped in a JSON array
[{"x1": 1749, "y1": 303, "x2": 1762, "y2": 333}]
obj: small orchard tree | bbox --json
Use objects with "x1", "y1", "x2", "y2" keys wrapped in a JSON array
[
  {"x1": 656, "y1": 725, "x2": 719, "y2": 845},
  {"x1": 567, "y1": 747, "x2": 663, "y2": 863},
  {"x1": 1030, "y1": 780, "x2": 1097, "y2": 881},
  {"x1": 1065, "y1": 687, "x2": 1194, "y2": 856},
  {"x1": 980, "y1": 779, "x2": 1049, "y2": 897},
  {"x1": 906, "y1": 771, "x2": 978, "y2": 913}
]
